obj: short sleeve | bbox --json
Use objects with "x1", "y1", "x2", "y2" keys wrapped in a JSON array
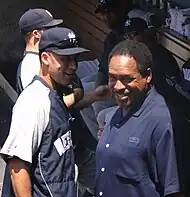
[
  {"x1": 154, "y1": 123, "x2": 180, "y2": 196},
  {"x1": 0, "y1": 92, "x2": 49, "y2": 163},
  {"x1": 20, "y1": 53, "x2": 41, "y2": 89}
]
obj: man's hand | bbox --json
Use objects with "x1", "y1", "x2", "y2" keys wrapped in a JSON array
[
  {"x1": 93, "y1": 85, "x2": 112, "y2": 101},
  {"x1": 74, "y1": 85, "x2": 111, "y2": 110}
]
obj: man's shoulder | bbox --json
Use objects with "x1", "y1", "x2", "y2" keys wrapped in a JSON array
[
  {"x1": 22, "y1": 51, "x2": 39, "y2": 63},
  {"x1": 15, "y1": 80, "x2": 50, "y2": 109},
  {"x1": 148, "y1": 89, "x2": 172, "y2": 123}
]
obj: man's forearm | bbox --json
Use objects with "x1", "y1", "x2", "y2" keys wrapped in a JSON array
[
  {"x1": 8, "y1": 157, "x2": 32, "y2": 197},
  {"x1": 63, "y1": 93, "x2": 75, "y2": 108},
  {"x1": 74, "y1": 91, "x2": 96, "y2": 110},
  {"x1": 63, "y1": 88, "x2": 84, "y2": 108}
]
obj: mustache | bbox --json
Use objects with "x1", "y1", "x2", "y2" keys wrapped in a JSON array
[{"x1": 115, "y1": 88, "x2": 131, "y2": 96}]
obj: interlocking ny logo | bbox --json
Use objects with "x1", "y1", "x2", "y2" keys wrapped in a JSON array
[
  {"x1": 100, "y1": 0, "x2": 106, "y2": 3},
  {"x1": 68, "y1": 32, "x2": 76, "y2": 39},
  {"x1": 68, "y1": 32, "x2": 76, "y2": 43},
  {"x1": 125, "y1": 19, "x2": 131, "y2": 27}
]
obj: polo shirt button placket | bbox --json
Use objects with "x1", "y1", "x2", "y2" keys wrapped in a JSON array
[{"x1": 105, "y1": 143, "x2": 110, "y2": 148}]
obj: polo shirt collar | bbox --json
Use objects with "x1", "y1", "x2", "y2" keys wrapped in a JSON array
[{"x1": 110, "y1": 86, "x2": 157, "y2": 127}]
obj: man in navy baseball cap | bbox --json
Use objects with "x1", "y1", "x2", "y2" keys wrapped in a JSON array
[
  {"x1": 0, "y1": 27, "x2": 90, "y2": 197},
  {"x1": 16, "y1": 8, "x2": 64, "y2": 95},
  {"x1": 95, "y1": 0, "x2": 132, "y2": 14},
  {"x1": 123, "y1": 17, "x2": 148, "y2": 40},
  {"x1": 39, "y1": 27, "x2": 90, "y2": 86},
  {"x1": 95, "y1": 0, "x2": 117, "y2": 14},
  {"x1": 19, "y1": 8, "x2": 63, "y2": 34}
]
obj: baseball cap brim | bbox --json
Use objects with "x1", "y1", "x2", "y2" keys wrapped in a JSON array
[
  {"x1": 43, "y1": 19, "x2": 63, "y2": 28},
  {"x1": 51, "y1": 47, "x2": 90, "y2": 56}
]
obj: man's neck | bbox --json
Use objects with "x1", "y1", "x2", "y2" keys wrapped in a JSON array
[
  {"x1": 121, "y1": 106, "x2": 132, "y2": 118},
  {"x1": 38, "y1": 72, "x2": 55, "y2": 89},
  {"x1": 25, "y1": 43, "x2": 39, "y2": 53}
]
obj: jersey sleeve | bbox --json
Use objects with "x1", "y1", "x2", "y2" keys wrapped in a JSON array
[{"x1": 0, "y1": 92, "x2": 49, "y2": 163}]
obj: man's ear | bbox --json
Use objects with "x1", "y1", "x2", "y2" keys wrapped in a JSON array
[
  {"x1": 41, "y1": 52, "x2": 49, "y2": 66},
  {"x1": 146, "y1": 68, "x2": 152, "y2": 84},
  {"x1": 32, "y1": 30, "x2": 42, "y2": 39}
]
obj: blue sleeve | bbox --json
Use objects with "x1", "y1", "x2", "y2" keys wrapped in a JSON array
[{"x1": 154, "y1": 123, "x2": 180, "y2": 196}]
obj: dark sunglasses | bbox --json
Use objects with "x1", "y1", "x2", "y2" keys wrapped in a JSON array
[{"x1": 40, "y1": 38, "x2": 79, "y2": 52}]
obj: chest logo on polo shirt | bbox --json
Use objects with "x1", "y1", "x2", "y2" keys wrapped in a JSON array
[
  {"x1": 54, "y1": 130, "x2": 73, "y2": 156},
  {"x1": 129, "y1": 137, "x2": 140, "y2": 144}
]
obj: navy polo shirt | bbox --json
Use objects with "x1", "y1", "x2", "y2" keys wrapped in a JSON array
[{"x1": 96, "y1": 87, "x2": 180, "y2": 197}]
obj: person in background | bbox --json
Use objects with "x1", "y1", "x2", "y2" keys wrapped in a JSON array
[
  {"x1": 96, "y1": 39, "x2": 184, "y2": 197},
  {"x1": 16, "y1": 8, "x2": 63, "y2": 94}
]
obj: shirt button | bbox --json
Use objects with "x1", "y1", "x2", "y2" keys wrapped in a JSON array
[
  {"x1": 116, "y1": 123, "x2": 120, "y2": 127},
  {"x1": 99, "y1": 192, "x2": 103, "y2": 196},
  {"x1": 101, "y1": 168, "x2": 105, "y2": 172},
  {"x1": 106, "y1": 144, "x2": 110, "y2": 148}
]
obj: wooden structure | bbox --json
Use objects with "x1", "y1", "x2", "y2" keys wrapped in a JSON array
[
  {"x1": 61, "y1": 0, "x2": 190, "y2": 69},
  {"x1": 61, "y1": 0, "x2": 109, "y2": 59}
]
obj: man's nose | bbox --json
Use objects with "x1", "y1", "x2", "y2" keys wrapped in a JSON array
[
  {"x1": 114, "y1": 80, "x2": 125, "y2": 90},
  {"x1": 70, "y1": 61, "x2": 77, "y2": 71}
]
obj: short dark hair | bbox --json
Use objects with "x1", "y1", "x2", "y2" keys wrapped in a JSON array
[
  {"x1": 108, "y1": 39, "x2": 153, "y2": 76},
  {"x1": 23, "y1": 32, "x2": 33, "y2": 44}
]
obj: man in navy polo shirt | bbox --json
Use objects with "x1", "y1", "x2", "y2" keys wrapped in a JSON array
[
  {"x1": 0, "y1": 27, "x2": 89, "y2": 197},
  {"x1": 96, "y1": 40, "x2": 183, "y2": 197}
]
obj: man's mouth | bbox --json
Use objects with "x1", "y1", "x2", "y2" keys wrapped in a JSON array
[
  {"x1": 116, "y1": 93, "x2": 128, "y2": 101},
  {"x1": 115, "y1": 89, "x2": 130, "y2": 101},
  {"x1": 64, "y1": 72, "x2": 74, "y2": 76}
]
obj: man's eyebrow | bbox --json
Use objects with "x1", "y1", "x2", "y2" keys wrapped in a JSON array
[{"x1": 109, "y1": 73, "x2": 133, "y2": 77}]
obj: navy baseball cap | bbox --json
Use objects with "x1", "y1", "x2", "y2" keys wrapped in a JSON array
[
  {"x1": 39, "y1": 27, "x2": 90, "y2": 56},
  {"x1": 19, "y1": 8, "x2": 63, "y2": 33},
  {"x1": 95, "y1": 0, "x2": 118, "y2": 14},
  {"x1": 124, "y1": 18, "x2": 148, "y2": 39}
]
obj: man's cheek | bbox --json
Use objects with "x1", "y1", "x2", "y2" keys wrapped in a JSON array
[{"x1": 108, "y1": 80, "x2": 115, "y2": 89}]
